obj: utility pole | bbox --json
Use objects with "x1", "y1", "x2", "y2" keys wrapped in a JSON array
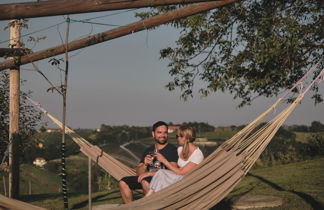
[{"x1": 9, "y1": 19, "x2": 21, "y2": 198}]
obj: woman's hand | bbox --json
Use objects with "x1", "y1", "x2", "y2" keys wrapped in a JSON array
[{"x1": 154, "y1": 152, "x2": 167, "y2": 164}]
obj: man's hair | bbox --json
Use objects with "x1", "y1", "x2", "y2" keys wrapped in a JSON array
[{"x1": 152, "y1": 121, "x2": 168, "y2": 132}]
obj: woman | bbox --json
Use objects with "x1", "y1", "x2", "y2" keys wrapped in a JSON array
[{"x1": 146, "y1": 126, "x2": 204, "y2": 196}]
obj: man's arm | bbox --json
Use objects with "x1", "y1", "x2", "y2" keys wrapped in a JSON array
[
  {"x1": 136, "y1": 154, "x2": 153, "y2": 175},
  {"x1": 136, "y1": 163, "x2": 147, "y2": 176}
]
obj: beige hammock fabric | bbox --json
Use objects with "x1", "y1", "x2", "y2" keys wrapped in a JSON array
[
  {"x1": 0, "y1": 194, "x2": 47, "y2": 210},
  {"x1": 32, "y1": 105, "x2": 136, "y2": 180},
  {"x1": 24, "y1": 61, "x2": 323, "y2": 210},
  {"x1": 110, "y1": 95, "x2": 304, "y2": 210},
  {"x1": 28, "y1": 94, "x2": 283, "y2": 181},
  {"x1": 27, "y1": 93, "x2": 303, "y2": 210}
]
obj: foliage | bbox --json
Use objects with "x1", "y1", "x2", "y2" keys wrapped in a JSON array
[
  {"x1": 302, "y1": 134, "x2": 324, "y2": 157},
  {"x1": 23, "y1": 132, "x2": 80, "y2": 163},
  {"x1": 309, "y1": 121, "x2": 324, "y2": 132},
  {"x1": 180, "y1": 121, "x2": 214, "y2": 132},
  {"x1": 96, "y1": 124, "x2": 151, "y2": 145},
  {"x1": 137, "y1": 0, "x2": 324, "y2": 107},
  {"x1": 287, "y1": 121, "x2": 324, "y2": 132},
  {"x1": 261, "y1": 127, "x2": 299, "y2": 164},
  {"x1": 0, "y1": 71, "x2": 41, "y2": 164},
  {"x1": 288, "y1": 124, "x2": 310, "y2": 132}
]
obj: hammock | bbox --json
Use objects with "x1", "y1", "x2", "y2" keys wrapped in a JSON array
[
  {"x1": 25, "y1": 64, "x2": 323, "y2": 209},
  {"x1": 0, "y1": 194, "x2": 47, "y2": 210}
]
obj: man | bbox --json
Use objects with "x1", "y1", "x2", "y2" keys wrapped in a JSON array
[{"x1": 119, "y1": 121, "x2": 178, "y2": 203}]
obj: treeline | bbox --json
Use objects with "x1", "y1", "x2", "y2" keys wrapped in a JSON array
[
  {"x1": 96, "y1": 124, "x2": 151, "y2": 145},
  {"x1": 176, "y1": 122, "x2": 214, "y2": 132},
  {"x1": 19, "y1": 121, "x2": 324, "y2": 164},
  {"x1": 260, "y1": 126, "x2": 324, "y2": 166},
  {"x1": 287, "y1": 121, "x2": 324, "y2": 132}
]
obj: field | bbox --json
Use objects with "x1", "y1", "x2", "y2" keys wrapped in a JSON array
[
  {"x1": 1, "y1": 128, "x2": 323, "y2": 209},
  {"x1": 14, "y1": 157, "x2": 324, "y2": 210}
]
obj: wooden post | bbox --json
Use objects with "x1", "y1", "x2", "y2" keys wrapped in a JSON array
[
  {"x1": 9, "y1": 19, "x2": 21, "y2": 199},
  {"x1": 28, "y1": 180, "x2": 31, "y2": 195},
  {"x1": 88, "y1": 157, "x2": 92, "y2": 210},
  {"x1": 2, "y1": 176, "x2": 7, "y2": 196}
]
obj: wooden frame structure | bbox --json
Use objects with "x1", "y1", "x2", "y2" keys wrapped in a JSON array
[{"x1": 0, "y1": 0, "x2": 238, "y2": 208}]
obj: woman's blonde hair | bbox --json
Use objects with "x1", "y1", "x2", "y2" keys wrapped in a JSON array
[{"x1": 178, "y1": 126, "x2": 196, "y2": 160}]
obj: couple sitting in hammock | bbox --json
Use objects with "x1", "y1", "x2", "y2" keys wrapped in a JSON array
[{"x1": 119, "y1": 121, "x2": 204, "y2": 203}]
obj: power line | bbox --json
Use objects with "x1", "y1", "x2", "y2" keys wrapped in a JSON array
[
  {"x1": 0, "y1": 21, "x2": 66, "y2": 45},
  {"x1": 0, "y1": 9, "x2": 138, "y2": 45},
  {"x1": 70, "y1": 19, "x2": 121, "y2": 27}
]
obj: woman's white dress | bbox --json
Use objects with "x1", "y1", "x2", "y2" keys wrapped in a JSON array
[{"x1": 149, "y1": 146, "x2": 204, "y2": 192}]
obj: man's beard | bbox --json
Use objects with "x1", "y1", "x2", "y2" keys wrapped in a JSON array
[{"x1": 155, "y1": 138, "x2": 168, "y2": 145}]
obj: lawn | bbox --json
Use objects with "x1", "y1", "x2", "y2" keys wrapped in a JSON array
[{"x1": 18, "y1": 157, "x2": 324, "y2": 210}]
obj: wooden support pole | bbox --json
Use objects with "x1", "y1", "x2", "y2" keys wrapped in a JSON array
[
  {"x1": 0, "y1": 0, "x2": 212, "y2": 20},
  {"x1": 9, "y1": 19, "x2": 21, "y2": 199},
  {"x1": 0, "y1": 0, "x2": 238, "y2": 71},
  {"x1": 2, "y1": 176, "x2": 7, "y2": 197},
  {"x1": 88, "y1": 157, "x2": 92, "y2": 210},
  {"x1": 0, "y1": 48, "x2": 31, "y2": 57}
]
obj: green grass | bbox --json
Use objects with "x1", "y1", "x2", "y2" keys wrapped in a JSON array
[
  {"x1": 15, "y1": 158, "x2": 324, "y2": 210},
  {"x1": 217, "y1": 158, "x2": 324, "y2": 210},
  {"x1": 4, "y1": 164, "x2": 61, "y2": 195}
]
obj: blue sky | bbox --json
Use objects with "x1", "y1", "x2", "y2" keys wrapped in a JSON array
[{"x1": 1, "y1": 2, "x2": 323, "y2": 129}]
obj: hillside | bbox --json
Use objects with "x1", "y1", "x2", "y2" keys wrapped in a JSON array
[{"x1": 16, "y1": 157, "x2": 324, "y2": 210}]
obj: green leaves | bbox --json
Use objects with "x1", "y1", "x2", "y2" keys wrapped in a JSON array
[
  {"x1": 0, "y1": 71, "x2": 42, "y2": 162},
  {"x1": 146, "y1": 0, "x2": 324, "y2": 106}
]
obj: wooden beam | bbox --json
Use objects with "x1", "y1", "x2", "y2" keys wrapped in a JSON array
[
  {"x1": 0, "y1": 0, "x2": 238, "y2": 71},
  {"x1": 0, "y1": 48, "x2": 31, "y2": 57},
  {"x1": 0, "y1": 0, "x2": 213, "y2": 20}
]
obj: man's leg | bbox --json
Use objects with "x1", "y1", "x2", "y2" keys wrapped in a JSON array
[{"x1": 119, "y1": 180, "x2": 133, "y2": 204}]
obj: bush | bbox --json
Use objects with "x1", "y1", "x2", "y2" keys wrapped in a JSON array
[{"x1": 303, "y1": 134, "x2": 324, "y2": 157}]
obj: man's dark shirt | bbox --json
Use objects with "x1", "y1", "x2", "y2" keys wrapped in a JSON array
[{"x1": 140, "y1": 143, "x2": 178, "y2": 171}]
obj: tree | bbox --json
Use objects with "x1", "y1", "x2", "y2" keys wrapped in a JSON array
[
  {"x1": 0, "y1": 71, "x2": 41, "y2": 166},
  {"x1": 138, "y1": 0, "x2": 323, "y2": 107},
  {"x1": 309, "y1": 121, "x2": 324, "y2": 132}
]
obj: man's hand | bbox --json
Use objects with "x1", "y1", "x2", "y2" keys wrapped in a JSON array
[
  {"x1": 144, "y1": 154, "x2": 154, "y2": 166},
  {"x1": 136, "y1": 154, "x2": 153, "y2": 175}
]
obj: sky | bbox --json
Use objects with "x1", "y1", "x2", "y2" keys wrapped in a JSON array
[{"x1": 0, "y1": 1, "x2": 323, "y2": 129}]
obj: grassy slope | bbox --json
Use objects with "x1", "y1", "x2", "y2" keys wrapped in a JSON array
[
  {"x1": 19, "y1": 157, "x2": 324, "y2": 210},
  {"x1": 219, "y1": 158, "x2": 324, "y2": 210},
  {"x1": 0, "y1": 164, "x2": 61, "y2": 196}
]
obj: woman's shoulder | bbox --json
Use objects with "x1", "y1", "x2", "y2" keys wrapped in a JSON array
[{"x1": 191, "y1": 147, "x2": 204, "y2": 159}]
